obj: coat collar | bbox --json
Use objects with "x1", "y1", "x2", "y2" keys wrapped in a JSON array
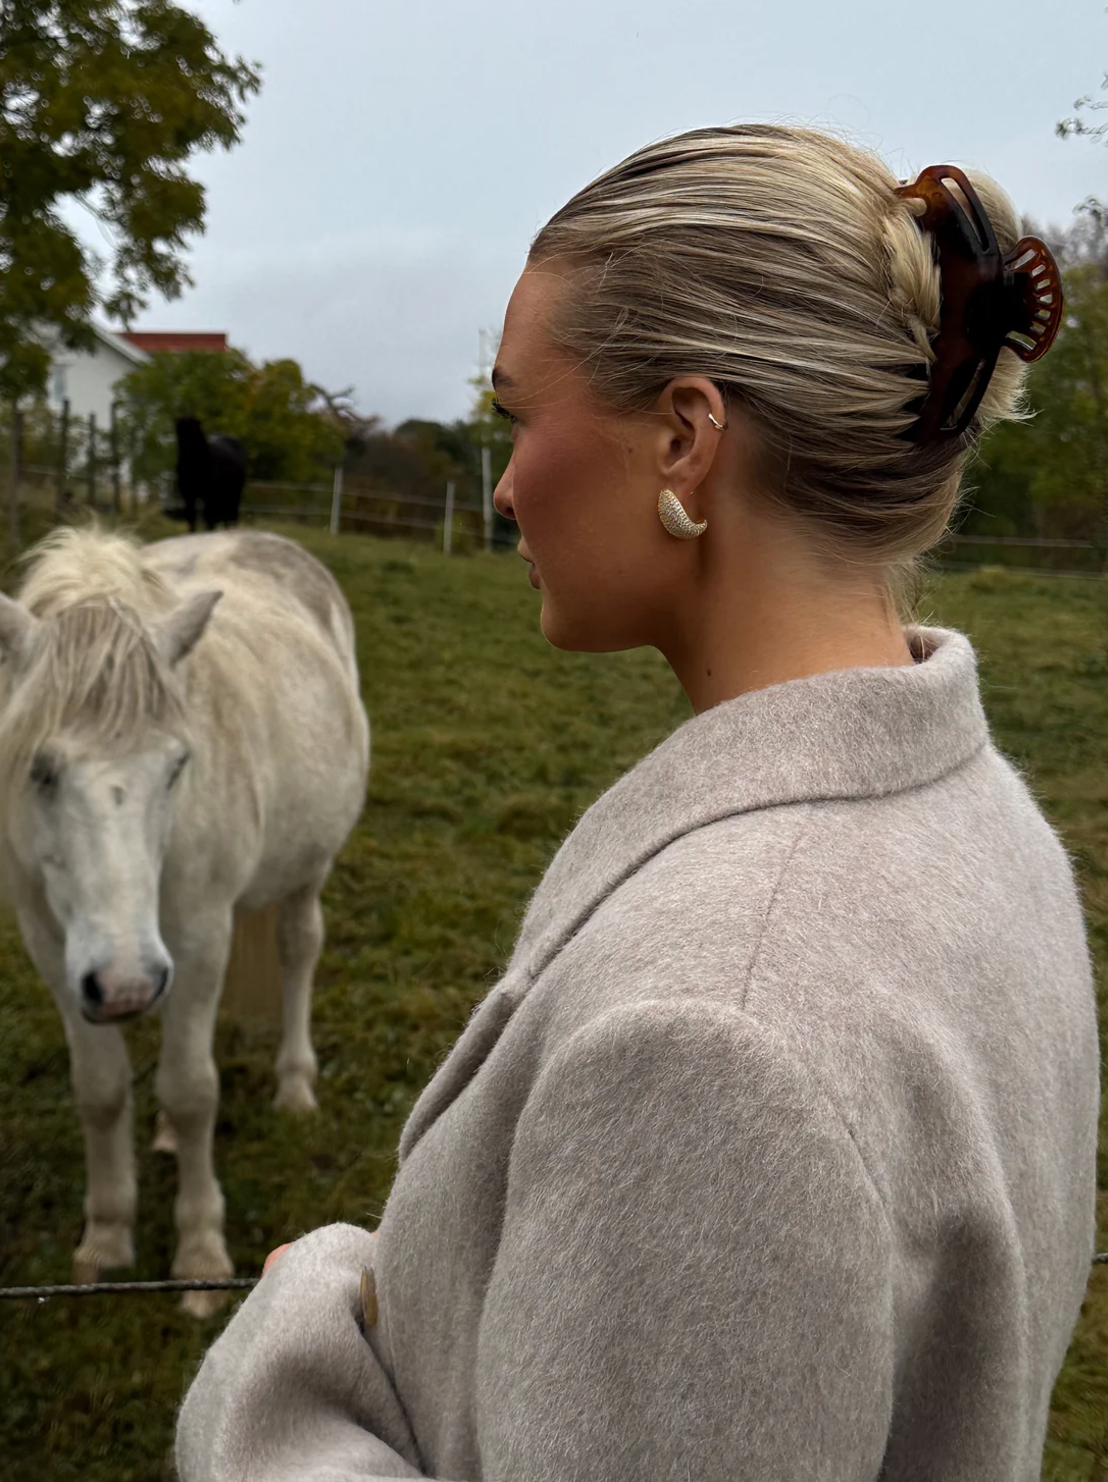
[
  {"x1": 398, "y1": 626, "x2": 990, "y2": 1166},
  {"x1": 514, "y1": 626, "x2": 989, "y2": 977}
]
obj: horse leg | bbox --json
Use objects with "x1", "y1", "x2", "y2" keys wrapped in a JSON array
[
  {"x1": 152, "y1": 1109, "x2": 178, "y2": 1153},
  {"x1": 273, "y1": 882, "x2": 325, "y2": 1113},
  {"x1": 68, "y1": 1019, "x2": 136, "y2": 1281},
  {"x1": 17, "y1": 906, "x2": 137, "y2": 1280},
  {"x1": 155, "y1": 914, "x2": 233, "y2": 1317}
]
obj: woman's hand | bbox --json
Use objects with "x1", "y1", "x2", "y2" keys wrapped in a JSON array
[
  {"x1": 262, "y1": 1243, "x2": 291, "y2": 1274},
  {"x1": 263, "y1": 1231, "x2": 376, "y2": 1275}
]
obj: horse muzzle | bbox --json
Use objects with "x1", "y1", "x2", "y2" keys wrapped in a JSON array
[{"x1": 79, "y1": 964, "x2": 172, "y2": 1024}]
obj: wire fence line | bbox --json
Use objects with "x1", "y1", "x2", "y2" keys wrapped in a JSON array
[
  {"x1": 0, "y1": 418, "x2": 1103, "y2": 572},
  {"x1": 238, "y1": 474, "x2": 1108, "y2": 576},
  {"x1": 3, "y1": 1250, "x2": 1107, "y2": 1303},
  {"x1": 239, "y1": 474, "x2": 517, "y2": 552},
  {"x1": 936, "y1": 534, "x2": 1107, "y2": 580},
  {"x1": 0, "y1": 1277, "x2": 259, "y2": 1300}
]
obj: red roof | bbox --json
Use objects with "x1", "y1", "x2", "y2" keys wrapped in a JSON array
[{"x1": 122, "y1": 331, "x2": 228, "y2": 353}]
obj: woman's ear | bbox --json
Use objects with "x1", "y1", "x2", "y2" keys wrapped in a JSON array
[{"x1": 652, "y1": 378, "x2": 729, "y2": 490}]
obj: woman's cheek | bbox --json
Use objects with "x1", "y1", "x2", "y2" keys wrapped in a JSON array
[{"x1": 513, "y1": 423, "x2": 611, "y2": 543}]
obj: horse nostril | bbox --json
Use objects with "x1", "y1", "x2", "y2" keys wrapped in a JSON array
[
  {"x1": 80, "y1": 971, "x2": 104, "y2": 1009},
  {"x1": 152, "y1": 966, "x2": 170, "y2": 999}
]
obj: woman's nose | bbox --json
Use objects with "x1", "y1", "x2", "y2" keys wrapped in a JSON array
[{"x1": 493, "y1": 465, "x2": 516, "y2": 522}]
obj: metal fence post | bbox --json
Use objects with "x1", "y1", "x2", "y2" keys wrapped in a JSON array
[
  {"x1": 57, "y1": 398, "x2": 70, "y2": 517},
  {"x1": 87, "y1": 412, "x2": 97, "y2": 508},
  {"x1": 443, "y1": 480, "x2": 455, "y2": 555},
  {"x1": 8, "y1": 402, "x2": 22, "y2": 554},
  {"x1": 110, "y1": 402, "x2": 121, "y2": 515},
  {"x1": 481, "y1": 445, "x2": 492, "y2": 552},
  {"x1": 329, "y1": 465, "x2": 344, "y2": 535}
]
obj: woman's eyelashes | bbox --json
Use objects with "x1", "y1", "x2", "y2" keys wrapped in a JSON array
[{"x1": 491, "y1": 397, "x2": 518, "y2": 425}]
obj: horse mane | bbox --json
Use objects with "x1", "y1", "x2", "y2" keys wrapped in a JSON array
[
  {"x1": 0, "y1": 529, "x2": 189, "y2": 815},
  {"x1": 17, "y1": 525, "x2": 173, "y2": 619}
]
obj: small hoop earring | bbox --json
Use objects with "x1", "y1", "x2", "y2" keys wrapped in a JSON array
[
  {"x1": 658, "y1": 489, "x2": 707, "y2": 540},
  {"x1": 707, "y1": 412, "x2": 728, "y2": 431}
]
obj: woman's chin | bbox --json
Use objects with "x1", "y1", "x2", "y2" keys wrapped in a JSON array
[{"x1": 539, "y1": 600, "x2": 633, "y2": 655}]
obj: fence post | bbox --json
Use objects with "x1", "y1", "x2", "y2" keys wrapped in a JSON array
[
  {"x1": 329, "y1": 465, "x2": 344, "y2": 535},
  {"x1": 443, "y1": 480, "x2": 455, "y2": 555},
  {"x1": 57, "y1": 398, "x2": 70, "y2": 517},
  {"x1": 481, "y1": 445, "x2": 492, "y2": 553},
  {"x1": 87, "y1": 412, "x2": 97, "y2": 507},
  {"x1": 110, "y1": 402, "x2": 121, "y2": 515},
  {"x1": 8, "y1": 402, "x2": 22, "y2": 555}
]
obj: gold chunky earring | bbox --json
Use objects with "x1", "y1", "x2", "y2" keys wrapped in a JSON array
[{"x1": 658, "y1": 489, "x2": 707, "y2": 540}]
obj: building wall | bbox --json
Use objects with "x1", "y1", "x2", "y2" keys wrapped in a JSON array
[{"x1": 48, "y1": 336, "x2": 146, "y2": 428}]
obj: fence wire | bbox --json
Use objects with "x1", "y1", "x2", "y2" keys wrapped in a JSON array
[
  {"x1": 0, "y1": 1277, "x2": 258, "y2": 1300},
  {"x1": 3, "y1": 1252, "x2": 1107, "y2": 1302}
]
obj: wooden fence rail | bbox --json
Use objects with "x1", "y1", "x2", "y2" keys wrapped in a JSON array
[
  {"x1": 238, "y1": 480, "x2": 1107, "y2": 574},
  {"x1": 0, "y1": 448, "x2": 1102, "y2": 575},
  {"x1": 239, "y1": 478, "x2": 516, "y2": 550}
]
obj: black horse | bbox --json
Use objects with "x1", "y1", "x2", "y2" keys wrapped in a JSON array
[{"x1": 173, "y1": 417, "x2": 247, "y2": 532}]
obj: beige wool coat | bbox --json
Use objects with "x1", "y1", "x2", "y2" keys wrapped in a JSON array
[{"x1": 176, "y1": 626, "x2": 1100, "y2": 1482}]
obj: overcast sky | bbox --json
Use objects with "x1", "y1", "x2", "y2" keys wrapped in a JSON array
[{"x1": 106, "y1": 0, "x2": 1108, "y2": 425}]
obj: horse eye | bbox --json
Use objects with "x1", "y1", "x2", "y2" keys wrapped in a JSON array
[
  {"x1": 168, "y1": 749, "x2": 191, "y2": 787},
  {"x1": 30, "y1": 753, "x2": 59, "y2": 791}
]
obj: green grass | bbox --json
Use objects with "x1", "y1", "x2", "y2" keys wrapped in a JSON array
[{"x1": 0, "y1": 526, "x2": 1104, "y2": 1480}]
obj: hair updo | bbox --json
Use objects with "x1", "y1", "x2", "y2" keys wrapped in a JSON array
[{"x1": 530, "y1": 125, "x2": 1028, "y2": 583}]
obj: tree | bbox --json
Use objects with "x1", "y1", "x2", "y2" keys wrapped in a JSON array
[
  {"x1": 1018, "y1": 262, "x2": 1108, "y2": 541},
  {"x1": 965, "y1": 251, "x2": 1108, "y2": 547},
  {"x1": 117, "y1": 347, "x2": 345, "y2": 484},
  {"x1": 1058, "y1": 69, "x2": 1108, "y2": 143},
  {"x1": 0, "y1": 0, "x2": 260, "y2": 402},
  {"x1": 243, "y1": 358, "x2": 346, "y2": 480}
]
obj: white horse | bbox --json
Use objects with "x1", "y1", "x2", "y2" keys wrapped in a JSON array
[{"x1": 0, "y1": 527, "x2": 369, "y2": 1314}]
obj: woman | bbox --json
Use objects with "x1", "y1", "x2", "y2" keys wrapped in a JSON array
[{"x1": 176, "y1": 126, "x2": 1099, "y2": 1481}]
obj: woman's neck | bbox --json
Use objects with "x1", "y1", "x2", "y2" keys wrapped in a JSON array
[{"x1": 659, "y1": 529, "x2": 916, "y2": 715}]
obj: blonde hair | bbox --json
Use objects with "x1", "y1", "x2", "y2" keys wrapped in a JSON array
[{"x1": 530, "y1": 125, "x2": 1028, "y2": 592}]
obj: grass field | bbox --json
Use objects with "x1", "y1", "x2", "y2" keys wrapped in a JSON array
[{"x1": 0, "y1": 522, "x2": 1104, "y2": 1481}]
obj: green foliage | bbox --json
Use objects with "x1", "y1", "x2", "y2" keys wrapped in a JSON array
[
  {"x1": 390, "y1": 418, "x2": 476, "y2": 490},
  {"x1": 0, "y1": 522, "x2": 1104, "y2": 1478},
  {"x1": 388, "y1": 388, "x2": 513, "y2": 500},
  {"x1": 117, "y1": 349, "x2": 346, "y2": 483},
  {"x1": 354, "y1": 386, "x2": 517, "y2": 547},
  {"x1": 468, "y1": 381, "x2": 515, "y2": 486},
  {"x1": 0, "y1": 0, "x2": 260, "y2": 401},
  {"x1": 1058, "y1": 66, "x2": 1108, "y2": 142},
  {"x1": 964, "y1": 260, "x2": 1108, "y2": 548},
  {"x1": 1020, "y1": 265, "x2": 1108, "y2": 546}
]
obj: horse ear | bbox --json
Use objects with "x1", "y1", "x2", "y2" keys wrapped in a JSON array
[
  {"x1": 154, "y1": 590, "x2": 223, "y2": 667},
  {"x1": 0, "y1": 592, "x2": 40, "y2": 670}
]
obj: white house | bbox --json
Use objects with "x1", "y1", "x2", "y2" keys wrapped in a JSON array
[{"x1": 47, "y1": 324, "x2": 150, "y2": 428}]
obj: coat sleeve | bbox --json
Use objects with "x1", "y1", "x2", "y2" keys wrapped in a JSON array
[
  {"x1": 176, "y1": 1001, "x2": 894, "y2": 1482},
  {"x1": 174, "y1": 1223, "x2": 426, "y2": 1482},
  {"x1": 474, "y1": 999, "x2": 895, "y2": 1482}
]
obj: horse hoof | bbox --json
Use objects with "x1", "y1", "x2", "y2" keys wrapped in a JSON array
[
  {"x1": 274, "y1": 1077, "x2": 318, "y2": 1114},
  {"x1": 152, "y1": 1110, "x2": 179, "y2": 1154},
  {"x1": 173, "y1": 1237, "x2": 234, "y2": 1319},
  {"x1": 182, "y1": 1287, "x2": 232, "y2": 1320},
  {"x1": 73, "y1": 1223, "x2": 134, "y2": 1282}
]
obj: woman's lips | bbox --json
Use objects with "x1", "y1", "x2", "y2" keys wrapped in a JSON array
[{"x1": 527, "y1": 563, "x2": 541, "y2": 589}]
